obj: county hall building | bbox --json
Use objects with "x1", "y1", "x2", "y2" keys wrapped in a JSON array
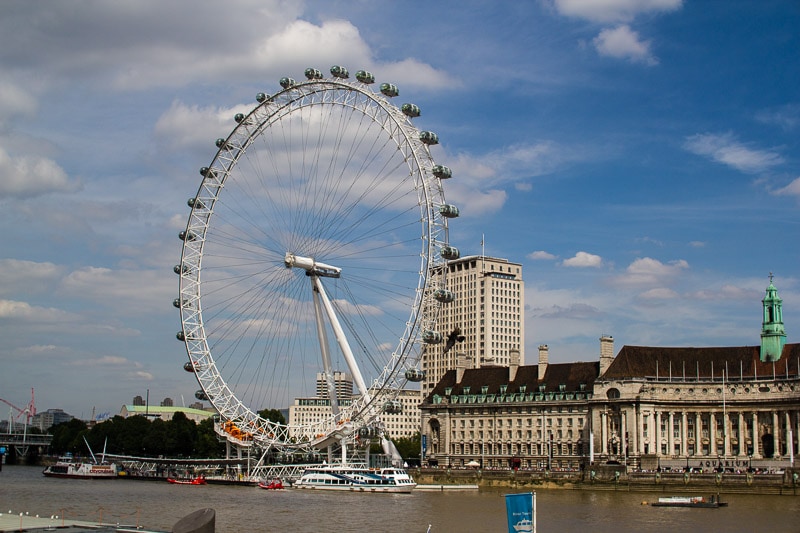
[{"x1": 420, "y1": 276, "x2": 799, "y2": 471}]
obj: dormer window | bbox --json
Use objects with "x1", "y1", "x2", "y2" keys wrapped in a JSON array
[
  {"x1": 579, "y1": 383, "x2": 587, "y2": 391},
  {"x1": 481, "y1": 385, "x2": 489, "y2": 394},
  {"x1": 538, "y1": 384, "x2": 546, "y2": 392},
  {"x1": 463, "y1": 386, "x2": 470, "y2": 394},
  {"x1": 519, "y1": 385, "x2": 526, "y2": 394},
  {"x1": 558, "y1": 384, "x2": 566, "y2": 392},
  {"x1": 499, "y1": 385, "x2": 507, "y2": 394},
  {"x1": 445, "y1": 387, "x2": 452, "y2": 396}
]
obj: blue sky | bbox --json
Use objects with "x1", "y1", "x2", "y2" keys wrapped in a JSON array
[{"x1": 0, "y1": 0, "x2": 797, "y2": 419}]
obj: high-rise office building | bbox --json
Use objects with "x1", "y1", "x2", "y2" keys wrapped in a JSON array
[
  {"x1": 315, "y1": 371, "x2": 354, "y2": 399},
  {"x1": 422, "y1": 255, "x2": 524, "y2": 396}
]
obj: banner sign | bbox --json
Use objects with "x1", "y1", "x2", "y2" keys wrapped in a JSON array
[{"x1": 505, "y1": 492, "x2": 535, "y2": 533}]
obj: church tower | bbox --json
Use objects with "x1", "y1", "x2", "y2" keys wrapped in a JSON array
[{"x1": 760, "y1": 273, "x2": 786, "y2": 362}]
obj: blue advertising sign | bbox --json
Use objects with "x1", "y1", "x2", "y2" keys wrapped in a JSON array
[
  {"x1": 421, "y1": 434, "x2": 427, "y2": 452},
  {"x1": 505, "y1": 492, "x2": 535, "y2": 533}
]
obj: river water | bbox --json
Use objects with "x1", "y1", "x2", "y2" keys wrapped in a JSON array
[{"x1": 1, "y1": 465, "x2": 799, "y2": 532}]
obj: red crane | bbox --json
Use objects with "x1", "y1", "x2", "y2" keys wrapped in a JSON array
[{"x1": 0, "y1": 388, "x2": 36, "y2": 425}]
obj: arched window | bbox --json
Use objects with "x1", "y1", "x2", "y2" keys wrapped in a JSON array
[{"x1": 606, "y1": 388, "x2": 621, "y2": 399}]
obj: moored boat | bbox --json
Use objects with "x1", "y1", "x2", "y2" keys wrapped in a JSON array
[
  {"x1": 167, "y1": 476, "x2": 207, "y2": 485},
  {"x1": 293, "y1": 465, "x2": 416, "y2": 493},
  {"x1": 258, "y1": 478, "x2": 285, "y2": 490},
  {"x1": 43, "y1": 458, "x2": 118, "y2": 479},
  {"x1": 651, "y1": 495, "x2": 727, "y2": 508}
]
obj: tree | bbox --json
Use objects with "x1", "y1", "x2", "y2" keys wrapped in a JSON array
[
  {"x1": 258, "y1": 408, "x2": 286, "y2": 425},
  {"x1": 50, "y1": 418, "x2": 88, "y2": 455}
]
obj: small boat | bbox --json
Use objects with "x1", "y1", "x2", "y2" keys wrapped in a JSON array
[
  {"x1": 167, "y1": 476, "x2": 207, "y2": 485},
  {"x1": 513, "y1": 518, "x2": 534, "y2": 532},
  {"x1": 651, "y1": 495, "x2": 727, "y2": 508},
  {"x1": 293, "y1": 465, "x2": 416, "y2": 493},
  {"x1": 258, "y1": 479, "x2": 285, "y2": 490}
]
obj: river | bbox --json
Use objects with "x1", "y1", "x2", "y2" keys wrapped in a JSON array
[{"x1": 1, "y1": 465, "x2": 799, "y2": 532}]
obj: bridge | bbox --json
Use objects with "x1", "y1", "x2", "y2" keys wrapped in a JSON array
[{"x1": 0, "y1": 432, "x2": 53, "y2": 457}]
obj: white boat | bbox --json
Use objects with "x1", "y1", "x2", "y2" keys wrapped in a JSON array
[
  {"x1": 513, "y1": 518, "x2": 534, "y2": 532},
  {"x1": 43, "y1": 457, "x2": 118, "y2": 479},
  {"x1": 293, "y1": 465, "x2": 416, "y2": 493}
]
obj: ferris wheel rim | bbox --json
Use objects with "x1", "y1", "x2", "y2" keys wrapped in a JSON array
[{"x1": 176, "y1": 68, "x2": 453, "y2": 449}]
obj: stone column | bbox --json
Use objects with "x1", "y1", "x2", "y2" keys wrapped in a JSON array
[
  {"x1": 681, "y1": 411, "x2": 688, "y2": 457},
  {"x1": 738, "y1": 412, "x2": 745, "y2": 457},
  {"x1": 773, "y1": 411, "x2": 780, "y2": 458},
  {"x1": 785, "y1": 411, "x2": 793, "y2": 460},
  {"x1": 709, "y1": 411, "x2": 716, "y2": 456},
  {"x1": 667, "y1": 412, "x2": 674, "y2": 457},
  {"x1": 752, "y1": 412, "x2": 760, "y2": 459},
  {"x1": 654, "y1": 411, "x2": 661, "y2": 456},
  {"x1": 622, "y1": 411, "x2": 628, "y2": 459},
  {"x1": 637, "y1": 409, "x2": 645, "y2": 455},
  {"x1": 695, "y1": 412, "x2": 702, "y2": 456},
  {"x1": 601, "y1": 411, "x2": 608, "y2": 455},
  {"x1": 723, "y1": 411, "x2": 731, "y2": 457}
]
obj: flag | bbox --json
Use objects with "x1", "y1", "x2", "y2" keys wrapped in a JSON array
[{"x1": 505, "y1": 492, "x2": 535, "y2": 533}]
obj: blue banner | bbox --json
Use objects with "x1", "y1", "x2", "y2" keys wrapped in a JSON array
[{"x1": 505, "y1": 492, "x2": 534, "y2": 533}]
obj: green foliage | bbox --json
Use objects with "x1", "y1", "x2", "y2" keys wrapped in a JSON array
[
  {"x1": 48, "y1": 413, "x2": 224, "y2": 458},
  {"x1": 258, "y1": 408, "x2": 286, "y2": 425}
]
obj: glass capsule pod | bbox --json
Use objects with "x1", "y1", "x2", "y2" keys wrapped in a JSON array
[
  {"x1": 234, "y1": 113, "x2": 246, "y2": 123},
  {"x1": 179, "y1": 230, "x2": 197, "y2": 242},
  {"x1": 176, "y1": 331, "x2": 186, "y2": 341},
  {"x1": 256, "y1": 92, "x2": 267, "y2": 103},
  {"x1": 187, "y1": 197, "x2": 205, "y2": 209},
  {"x1": 173, "y1": 298, "x2": 184, "y2": 308},
  {"x1": 422, "y1": 330, "x2": 443, "y2": 344},
  {"x1": 439, "y1": 204, "x2": 460, "y2": 218},
  {"x1": 432, "y1": 165, "x2": 452, "y2": 179},
  {"x1": 305, "y1": 67, "x2": 323, "y2": 80},
  {"x1": 215, "y1": 138, "x2": 230, "y2": 149},
  {"x1": 440, "y1": 245, "x2": 460, "y2": 260},
  {"x1": 355, "y1": 70, "x2": 375, "y2": 84},
  {"x1": 195, "y1": 390, "x2": 209, "y2": 401},
  {"x1": 380, "y1": 83, "x2": 399, "y2": 97},
  {"x1": 383, "y1": 400, "x2": 403, "y2": 414},
  {"x1": 405, "y1": 368, "x2": 426, "y2": 382},
  {"x1": 401, "y1": 103, "x2": 420, "y2": 117},
  {"x1": 200, "y1": 166, "x2": 218, "y2": 178},
  {"x1": 330, "y1": 65, "x2": 349, "y2": 78},
  {"x1": 280, "y1": 77, "x2": 296, "y2": 89},
  {"x1": 419, "y1": 131, "x2": 439, "y2": 145},
  {"x1": 358, "y1": 426, "x2": 378, "y2": 438},
  {"x1": 173, "y1": 264, "x2": 189, "y2": 275},
  {"x1": 433, "y1": 288, "x2": 456, "y2": 303},
  {"x1": 183, "y1": 361, "x2": 196, "y2": 372}
]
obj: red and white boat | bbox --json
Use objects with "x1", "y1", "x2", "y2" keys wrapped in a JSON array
[
  {"x1": 167, "y1": 476, "x2": 207, "y2": 485},
  {"x1": 258, "y1": 479, "x2": 285, "y2": 490},
  {"x1": 43, "y1": 458, "x2": 118, "y2": 479}
]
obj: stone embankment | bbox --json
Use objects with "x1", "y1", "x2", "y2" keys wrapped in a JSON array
[{"x1": 413, "y1": 466, "x2": 800, "y2": 495}]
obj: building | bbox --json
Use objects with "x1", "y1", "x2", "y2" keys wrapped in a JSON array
[
  {"x1": 422, "y1": 255, "x2": 524, "y2": 397},
  {"x1": 119, "y1": 405, "x2": 213, "y2": 424},
  {"x1": 420, "y1": 277, "x2": 799, "y2": 471},
  {"x1": 315, "y1": 371, "x2": 354, "y2": 400},
  {"x1": 31, "y1": 408, "x2": 74, "y2": 431},
  {"x1": 161, "y1": 397, "x2": 174, "y2": 407}
]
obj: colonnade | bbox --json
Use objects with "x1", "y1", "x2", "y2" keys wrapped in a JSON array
[{"x1": 599, "y1": 408, "x2": 800, "y2": 460}]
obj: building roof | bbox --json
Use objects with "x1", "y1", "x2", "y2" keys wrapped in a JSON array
[
  {"x1": 121, "y1": 405, "x2": 213, "y2": 417},
  {"x1": 602, "y1": 343, "x2": 800, "y2": 380},
  {"x1": 426, "y1": 361, "x2": 599, "y2": 401}
]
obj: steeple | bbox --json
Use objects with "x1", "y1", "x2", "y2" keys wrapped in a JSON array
[{"x1": 760, "y1": 273, "x2": 786, "y2": 362}]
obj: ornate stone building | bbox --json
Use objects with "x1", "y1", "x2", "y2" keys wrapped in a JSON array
[{"x1": 420, "y1": 277, "x2": 798, "y2": 471}]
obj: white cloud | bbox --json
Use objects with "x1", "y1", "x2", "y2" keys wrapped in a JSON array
[
  {"x1": 0, "y1": 147, "x2": 81, "y2": 199},
  {"x1": 593, "y1": 25, "x2": 658, "y2": 65},
  {"x1": 0, "y1": 81, "x2": 38, "y2": 125},
  {"x1": 0, "y1": 259, "x2": 62, "y2": 296},
  {"x1": 552, "y1": 0, "x2": 683, "y2": 23},
  {"x1": 0, "y1": 299, "x2": 71, "y2": 321},
  {"x1": 639, "y1": 287, "x2": 678, "y2": 300},
  {"x1": 772, "y1": 177, "x2": 800, "y2": 198},
  {"x1": 612, "y1": 257, "x2": 688, "y2": 286},
  {"x1": 528, "y1": 250, "x2": 557, "y2": 260},
  {"x1": 154, "y1": 100, "x2": 247, "y2": 151},
  {"x1": 755, "y1": 103, "x2": 800, "y2": 131},
  {"x1": 562, "y1": 251, "x2": 603, "y2": 268},
  {"x1": 688, "y1": 241, "x2": 706, "y2": 248},
  {"x1": 684, "y1": 132, "x2": 783, "y2": 174}
]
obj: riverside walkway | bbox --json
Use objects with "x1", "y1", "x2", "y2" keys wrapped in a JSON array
[{"x1": 0, "y1": 510, "x2": 165, "y2": 532}]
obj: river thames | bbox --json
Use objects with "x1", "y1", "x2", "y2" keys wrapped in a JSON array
[{"x1": 2, "y1": 466, "x2": 800, "y2": 532}]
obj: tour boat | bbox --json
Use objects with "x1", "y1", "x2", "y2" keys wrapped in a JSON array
[
  {"x1": 651, "y1": 495, "x2": 727, "y2": 508},
  {"x1": 293, "y1": 465, "x2": 416, "y2": 493},
  {"x1": 43, "y1": 458, "x2": 118, "y2": 479},
  {"x1": 258, "y1": 478, "x2": 285, "y2": 490},
  {"x1": 167, "y1": 476, "x2": 207, "y2": 485}
]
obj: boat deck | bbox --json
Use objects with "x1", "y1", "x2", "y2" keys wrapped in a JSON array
[{"x1": 0, "y1": 510, "x2": 166, "y2": 532}]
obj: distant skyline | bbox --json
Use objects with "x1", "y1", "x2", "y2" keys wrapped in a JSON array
[{"x1": 0, "y1": 1, "x2": 797, "y2": 418}]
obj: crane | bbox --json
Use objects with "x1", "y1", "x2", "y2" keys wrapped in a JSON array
[{"x1": 0, "y1": 388, "x2": 36, "y2": 426}]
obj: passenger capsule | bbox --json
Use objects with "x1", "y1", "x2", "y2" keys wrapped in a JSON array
[
  {"x1": 183, "y1": 361, "x2": 196, "y2": 372},
  {"x1": 176, "y1": 331, "x2": 186, "y2": 341},
  {"x1": 405, "y1": 368, "x2": 426, "y2": 382},
  {"x1": 433, "y1": 288, "x2": 456, "y2": 303},
  {"x1": 439, "y1": 204, "x2": 460, "y2": 218},
  {"x1": 383, "y1": 400, "x2": 403, "y2": 414},
  {"x1": 256, "y1": 92, "x2": 267, "y2": 103},
  {"x1": 187, "y1": 197, "x2": 205, "y2": 209},
  {"x1": 305, "y1": 67, "x2": 323, "y2": 80},
  {"x1": 195, "y1": 390, "x2": 209, "y2": 401},
  {"x1": 215, "y1": 138, "x2": 229, "y2": 149},
  {"x1": 432, "y1": 165, "x2": 452, "y2": 179},
  {"x1": 174, "y1": 264, "x2": 188, "y2": 275},
  {"x1": 330, "y1": 65, "x2": 349, "y2": 79},
  {"x1": 199, "y1": 167, "x2": 217, "y2": 178},
  {"x1": 401, "y1": 103, "x2": 420, "y2": 117},
  {"x1": 419, "y1": 131, "x2": 439, "y2": 145},
  {"x1": 422, "y1": 330, "x2": 443, "y2": 344},
  {"x1": 179, "y1": 230, "x2": 197, "y2": 242},
  {"x1": 234, "y1": 113, "x2": 246, "y2": 123},
  {"x1": 440, "y1": 245, "x2": 460, "y2": 260},
  {"x1": 380, "y1": 83, "x2": 399, "y2": 97},
  {"x1": 355, "y1": 70, "x2": 375, "y2": 84},
  {"x1": 358, "y1": 426, "x2": 378, "y2": 438},
  {"x1": 279, "y1": 77, "x2": 296, "y2": 89},
  {"x1": 173, "y1": 298, "x2": 182, "y2": 308}
]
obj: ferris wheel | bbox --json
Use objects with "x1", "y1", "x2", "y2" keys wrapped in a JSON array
[{"x1": 175, "y1": 66, "x2": 459, "y2": 452}]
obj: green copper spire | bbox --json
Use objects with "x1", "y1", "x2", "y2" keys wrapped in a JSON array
[{"x1": 760, "y1": 272, "x2": 786, "y2": 362}]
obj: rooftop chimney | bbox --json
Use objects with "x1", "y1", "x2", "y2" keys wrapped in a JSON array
[
  {"x1": 509, "y1": 348, "x2": 520, "y2": 382},
  {"x1": 599, "y1": 335, "x2": 614, "y2": 375},
  {"x1": 456, "y1": 352, "x2": 467, "y2": 384},
  {"x1": 538, "y1": 344, "x2": 549, "y2": 381}
]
